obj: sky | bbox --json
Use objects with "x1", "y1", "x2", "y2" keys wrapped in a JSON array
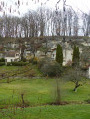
[{"x1": 0, "y1": 0, "x2": 90, "y2": 16}]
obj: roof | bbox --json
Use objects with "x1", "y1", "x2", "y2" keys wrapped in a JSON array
[{"x1": 5, "y1": 50, "x2": 19, "y2": 57}]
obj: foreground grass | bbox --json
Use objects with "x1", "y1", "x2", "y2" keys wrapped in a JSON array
[
  {"x1": 0, "y1": 79, "x2": 90, "y2": 119},
  {"x1": 0, "y1": 65, "x2": 90, "y2": 119},
  {"x1": 0, "y1": 104, "x2": 90, "y2": 119},
  {"x1": 0, "y1": 66, "x2": 21, "y2": 71},
  {"x1": 0, "y1": 78, "x2": 90, "y2": 108}
]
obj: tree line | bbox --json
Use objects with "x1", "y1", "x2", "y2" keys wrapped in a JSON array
[{"x1": 0, "y1": 6, "x2": 90, "y2": 38}]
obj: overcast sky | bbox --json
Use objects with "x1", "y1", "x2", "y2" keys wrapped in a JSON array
[{"x1": 0, "y1": 0, "x2": 90, "y2": 16}]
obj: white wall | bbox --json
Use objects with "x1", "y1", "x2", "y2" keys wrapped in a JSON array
[
  {"x1": 51, "y1": 50, "x2": 56, "y2": 59},
  {"x1": 5, "y1": 53, "x2": 20, "y2": 62},
  {"x1": 63, "y1": 49, "x2": 72, "y2": 65},
  {"x1": 51, "y1": 49, "x2": 73, "y2": 66},
  {"x1": 11, "y1": 43, "x2": 19, "y2": 48},
  {"x1": 5, "y1": 57, "x2": 16, "y2": 62}
]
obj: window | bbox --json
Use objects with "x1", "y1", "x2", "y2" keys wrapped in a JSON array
[
  {"x1": 11, "y1": 59, "x2": 13, "y2": 62},
  {"x1": 16, "y1": 53, "x2": 19, "y2": 56},
  {"x1": 53, "y1": 54, "x2": 54, "y2": 57}
]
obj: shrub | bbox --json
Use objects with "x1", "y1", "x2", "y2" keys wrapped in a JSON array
[
  {"x1": 65, "y1": 60, "x2": 72, "y2": 66},
  {"x1": 29, "y1": 57, "x2": 34, "y2": 63},
  {"x1": 85, "y1": 99, "x2": 90, "y2": 104},
  {"x1": 0, "y1": 62, "x2": 5, "y2": 66},
  {"x1": 32, "y1": 57, "x2": 38, "y2": 64},
  {"x1": 41, "y1": 61, "x2": 62, "y2": 77},
  {"x1": 6, "y1": 62, "x2": 28, "y2": 66},
  {"x1": 7, "y1": 62, "x2": 12, "y2": 66},
  {"x1": 38, "y1": 57, "x2": 51, "y2": 69},
  {"x1": 29, "y1": 57, "x2": 38, "y2": 64},
  {"x1": 0, "y1": 58, "x2": 5, "y2": 62},
  {"x1": 24, "y1": 69, "x2": 36, "y2": 77},
  {"x1": 12, "y1": 62, "x2": 28, "y2": 66},
  {"x1": 21, "y1": 58, "x2": 27, "y2": 62}
]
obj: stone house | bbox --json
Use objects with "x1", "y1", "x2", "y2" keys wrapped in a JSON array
[
  {"x1": 51, "y1": 47, "x2": 73, "y2": 66},
  {"x1": 5, "y1": 50, "x2": 21, "y2": 63},
  {"x1": 23, "y1": 48, "x2": 31, "y2": 60},
  {"x1": 5, "y1": 42, "x2": 19, "y2": 49},
  {"x1": 50, "y1": 42, "x2": 73, "y2": 66}
]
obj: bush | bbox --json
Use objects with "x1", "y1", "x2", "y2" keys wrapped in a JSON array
[
  {"x1": 85, "y1": 99, "x2": 90, "y2": 104},
  {"x1": 29, "y1": 57, "x2": 34, "y2": 63},
  {"x1": 38, "y1": 57, "x2": 51, "y2": 69},
  {"x1": 65, "y1": 60, "x2": 72, "y2": 66},
  {"x1": 0, "y1": 62, "x2": 5, "y2": 66},
  {"x1": 12, "y1": 62, "x2": 28, "y2": 66},
  {"x1": 0, "y1": 58, "x2": 5, "y2": 62},
  {"x1": 6, "y1": 62, "x2": 29, "y2": 66},
  {"x1": 21, "y1": 58, "x2": 27, "y2": 62},
  {"x1": 41, "y1": 61, "x2": 62, "y2": 77},
  {"x1": 29, "y1": 57, "x2": 38, "y2": 65},
  {"x1": 24, "y1": 69, "x2": 36, "y2": 77},
  {"x1": 32, "y1": 57, "x2": 38, "y2": 64},
  {"x1": 7, "y1": 62, "x2": 12, "y2": 66}
]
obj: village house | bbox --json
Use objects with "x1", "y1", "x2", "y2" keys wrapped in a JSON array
[
  {"x1": 51, "y1": 47, "x2": 73, "y2": 66},
  {"x1": 23, "y1": 48, "x2": 31, "y2": 60},
  {"x1": 6, "y1": 42, "x2": 19, "y2": 49},
  {"x1": 5, "y1": 50, "x2": 21, "y2": 63},
  {"x1": 49, "y1": 42, "x2": 73, "y2": 65}
]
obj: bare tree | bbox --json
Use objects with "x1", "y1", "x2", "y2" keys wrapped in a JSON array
[
  {"x1": 67, "y1": 8, "x2": 73, "y2": 37},
  {"x1": 64, "y1": 66, "x2": 86, "y2": 92},
  {"x1": 82, "y1": 13, "x2": 90, "y2": 36},
  {"x1": 73, "y1": 14, "x2": 79, "y2": 36}
]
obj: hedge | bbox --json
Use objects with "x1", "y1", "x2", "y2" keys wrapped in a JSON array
[
  {"x1": 7, "y1": 62, "x2": 29, "y2": 66},
  {"x1": 0, "y1": 58, "x2": 5, "y2": 62},
  {"x1": 0, "y1": 62, "x2": 5, "y2": 66}
]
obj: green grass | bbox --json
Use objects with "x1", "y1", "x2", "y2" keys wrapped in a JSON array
[
  {"x1": 0, "y1": 78, "x2": 90, "y2": 107},
  {"x1": 0, "y1": 65, "x2": 42, "y2": 76},
  {"x1": 0, "y1": 104, "x2": 90, "y2": 119},
  {"x1": 0, "y1": 65, "x2": 90, "y2": 119},
  {"x1": 0, "y1": 65, "x2": 20, "y2": 71}
]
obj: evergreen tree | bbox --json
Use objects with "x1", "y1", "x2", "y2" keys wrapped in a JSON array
[
  {"x1": 72, "y1": 45, "x2": 76, "y2": 63},
  {"x1": 72, "y1": 45, "x2": 80, "y2": 66},
  {"x1": 56, "y1": 44, "x2": 63, "y2": 66},
  {"x1": 76, "y1": 47, "x2": 80, "y2": 63}
]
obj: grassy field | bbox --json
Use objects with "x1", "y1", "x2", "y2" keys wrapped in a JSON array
[
  {"x1": 0, "y1": 104, "x2": 90, "y2": 119},
  {"x1": 0, "y1": 78, "x2": 90, "y2": 105},
  {"x1": 0, "y1": 66, "x2": 90, "y2": 119}
]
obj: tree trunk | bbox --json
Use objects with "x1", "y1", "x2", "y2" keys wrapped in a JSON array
[
  {"x1": 73, "y1": 82, "x2": 81, "y2": 92},
  {"x1": 56, "y1": 78, "x2": 61, "y2": 104}
]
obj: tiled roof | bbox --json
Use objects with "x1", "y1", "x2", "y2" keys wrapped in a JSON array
[{"x1": 5, "y1": 50, "x2": 19, "y2": 57}]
